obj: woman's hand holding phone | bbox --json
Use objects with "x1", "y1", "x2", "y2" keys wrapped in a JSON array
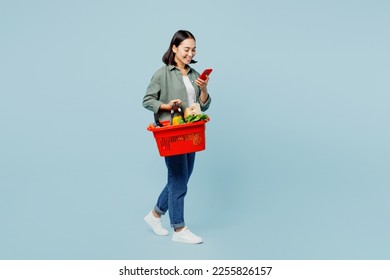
[{"x1": 196, "y1": 68, "x2": 212, "y2": 90}]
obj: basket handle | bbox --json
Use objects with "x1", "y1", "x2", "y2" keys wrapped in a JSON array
[
  {"x1": 153, "y1": 102, "x2": 186, "y2": 127},
  {"x1": 154, "y1": 112, "x2": 164, "y2": 127},
  {"x1": 170, "y1": 102, "x2": 186, "y2": 125}
]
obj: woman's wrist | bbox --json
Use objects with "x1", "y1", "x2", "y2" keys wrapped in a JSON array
[
  {"x1": 159, "y1": 103, "x2": 171, "y2": 111},
  {"x1": 200, "y1": 89, "x2": 209, "y2": 103}
]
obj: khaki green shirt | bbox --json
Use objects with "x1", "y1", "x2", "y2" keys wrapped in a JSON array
[{"x1": 143, "y1": 65, "x2": 212, "y2": 121}]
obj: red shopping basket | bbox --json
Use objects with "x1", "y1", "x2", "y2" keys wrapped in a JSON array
[{"x1": 147, "y1": 119, "x2": 209, "y2": 157}]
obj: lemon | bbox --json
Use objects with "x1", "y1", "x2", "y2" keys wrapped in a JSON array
[{"x1": 172, "y1": 116, "x2": 183, "y2": 125}]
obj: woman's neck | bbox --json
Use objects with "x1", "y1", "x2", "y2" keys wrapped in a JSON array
[
  {"x1": 174, "y1": 57, "x2": 187, "y2": 70},
  {"x1": 176, "y1": 64, "x2": 188, "y2": 76}
]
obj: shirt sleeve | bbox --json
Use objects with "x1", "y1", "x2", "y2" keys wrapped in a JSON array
[
  {"x1": 142, "y1": 71, "x2": 164, "y2": 114},
  {"x1": 198, "y1": 93, "x2": 211, "y2": 112}
]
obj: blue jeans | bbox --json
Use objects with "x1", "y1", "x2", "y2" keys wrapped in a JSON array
[{"x1": 154, "y1": 153, "x2": 196, "y2": 229}]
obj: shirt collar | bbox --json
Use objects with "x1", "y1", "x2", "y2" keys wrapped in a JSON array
[{"x1": 168, "y1": 64, "x2": 193, "y2": 73}]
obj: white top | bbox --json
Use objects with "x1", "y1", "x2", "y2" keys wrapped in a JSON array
[{"x1": 182, "y1": 76, "x2": 196, "y2": 106}]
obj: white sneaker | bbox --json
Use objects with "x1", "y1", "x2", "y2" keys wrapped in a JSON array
[
  {"x1": 144, "y1": 211, "x2": 169, "y2": 236},
  {"x1": 172, "y1": 227, "x2": 203, "y2": 244}
]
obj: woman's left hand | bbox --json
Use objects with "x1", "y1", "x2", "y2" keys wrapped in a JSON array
[{"x1": 195, "y1": 75, "x2": 209, "y2": 91}]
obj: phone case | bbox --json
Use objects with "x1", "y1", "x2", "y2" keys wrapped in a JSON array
[{"x1": 199, "y1": 68, "x2": 213, "y2": 80}]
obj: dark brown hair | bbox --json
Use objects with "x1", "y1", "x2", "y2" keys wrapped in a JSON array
[{"x1": 162, "y1": 30, "x2": 197, "y2": 66}]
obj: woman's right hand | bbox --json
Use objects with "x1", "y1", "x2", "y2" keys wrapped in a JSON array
[
  {"x1": 159, "y1": 99, "x2": 182, "y2": 111},
  {"x1": 168, "y1": 99, "x2": 182, "y2": 108}
]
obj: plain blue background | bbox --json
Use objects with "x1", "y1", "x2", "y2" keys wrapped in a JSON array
[{"x1": 1, "y1": 0, "x2": 389, "y2": 259}]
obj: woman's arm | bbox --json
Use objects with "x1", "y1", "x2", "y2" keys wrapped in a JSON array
[{"x1": 196, "y1": 75, "x2": 209, "y2": 103}]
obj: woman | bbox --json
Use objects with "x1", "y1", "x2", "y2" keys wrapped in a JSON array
[{"x1": 142, "y1": 30, "x2": 211, "y2": 244}]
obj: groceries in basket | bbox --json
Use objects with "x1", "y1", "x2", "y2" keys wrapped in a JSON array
[
  {"x1": 174, "y1": 104, "x2": 209, "y2": 125},
  {"x1": 149, "y1": 103, "x2": 209, "y2": 128}
]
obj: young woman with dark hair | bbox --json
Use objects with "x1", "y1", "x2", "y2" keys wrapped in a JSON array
[
  {"x1": 142, "y1": 30, "x2": 212, "y2": 244},
  {"x1": 162, "y1": 30, "x2": 198, "y2": 66}
]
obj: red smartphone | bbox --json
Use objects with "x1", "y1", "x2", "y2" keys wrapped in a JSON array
[{"x1": 199, "y1": 68, "x2": 213, "y2": 80}]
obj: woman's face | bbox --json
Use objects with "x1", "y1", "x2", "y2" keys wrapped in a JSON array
[{"x1": 173, "y1": 38, "x2": 196, "y2": 67}]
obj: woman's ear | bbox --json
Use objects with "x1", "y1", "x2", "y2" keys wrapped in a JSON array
[{"x1": 172, "y1": 45, "x2": 177, "y2": 54}]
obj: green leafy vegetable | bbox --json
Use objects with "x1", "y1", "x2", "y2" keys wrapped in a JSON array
[{"x1": 178, "y1": 114, "x2": 208, "y2": 124}]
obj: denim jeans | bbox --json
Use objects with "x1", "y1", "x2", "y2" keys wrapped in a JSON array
[{"x1": 154, "y1": 152, "x2": 196, "y2": 229}]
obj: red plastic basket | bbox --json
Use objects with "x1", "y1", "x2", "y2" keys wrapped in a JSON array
[{"x1": 147, "y1": 119, "x2": 208, "y2": 157}]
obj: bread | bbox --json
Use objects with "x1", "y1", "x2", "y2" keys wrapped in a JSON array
[{"x1": 184, "y1": 103, "x2": 202, "y2": 118}]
